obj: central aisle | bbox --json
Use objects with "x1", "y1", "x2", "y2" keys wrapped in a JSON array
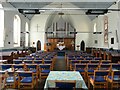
[{"x1": 53, "y1": 56, "x2": 67, "y2": 71}]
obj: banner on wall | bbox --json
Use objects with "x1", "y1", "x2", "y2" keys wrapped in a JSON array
[{"x1": 104, "y1": 15, "x2": 108, "y2": 44}]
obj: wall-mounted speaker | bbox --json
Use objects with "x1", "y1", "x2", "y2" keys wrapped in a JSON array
[
  {"x1": 8, "y1": 42, "x2": 10, "y2": 44},
  {"x1": 95, "y1": 40, "x2": 98, "y2": 44},
  {"x1": 111, "y1": 38, "x2": 114, "y2": 44}
]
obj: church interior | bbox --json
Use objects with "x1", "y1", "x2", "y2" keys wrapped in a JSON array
[{"x1": 0, "y1": 0, "x2": 120, "y2": 90}]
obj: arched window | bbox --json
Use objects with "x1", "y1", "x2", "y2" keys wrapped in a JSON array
[
  {"x1": 0, "y1": 4, "x2": 4, "y2": 47},
  {"x1": 14, "y1": 15, "x2": 21, "y2": 47},
  {"x1": 94, "y1": 23, "x2": 97, "y2": 32},
  {"x1": 25, "y1": 22, "x2": 29, "y2": 47}
]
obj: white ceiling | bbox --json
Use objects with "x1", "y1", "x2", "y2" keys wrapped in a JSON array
[
  {"x1": 1, "y1": 0, "x2": 118, "y2": 20},
  {"x1": 4, "y1": 0, "x2": 117, "y2": 2}
]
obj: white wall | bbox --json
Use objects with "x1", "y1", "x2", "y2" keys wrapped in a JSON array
[
  {"x1": 118, "y1": 1, "x2": 120, "y2": 49},
  {"x1": 107, "y1": 11, "x2": 119, "y2": 49},
  {"x1": 3, "y1": 3, "x2": 30, "y2": 49},
  {"x1": 91, "y1": 16, "x2": 105, "y2": 48},
  {"x1": 91, "y1": 2, "x2": 120, "y2": 49},
  {"x1": 69, "y1": 13, "x2": 92, "y2": 50},
  {"x1": 30, "y1": 15, "x2": 49, "y2": 50},
  {"x1": 2, "y1": 2, "x2": 120, "y2": 50},
  {"x1": 30, "y1": 3, "x2": 92, "y2": 50}
]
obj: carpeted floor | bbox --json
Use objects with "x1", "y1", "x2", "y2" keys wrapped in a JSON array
[
  {"x1": 54, "y1": 56, "x2": 67, "y2": 71},
  {"x1": 34, "y1": 56, "x2": 67, "y2": 90}
]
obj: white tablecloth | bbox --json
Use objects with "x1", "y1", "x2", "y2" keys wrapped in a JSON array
[{"x1": 44, "y1": 71, "x2": 88, "y2": 90}]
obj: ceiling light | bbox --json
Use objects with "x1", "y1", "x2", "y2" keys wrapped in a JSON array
[
  {"x1": 18, "y1": 9, "x2": 40, "y2": 14},
  {"x1": 58, "y1": 12, "x2": 64, "y2": 15},
  {"x1": 86, "y1": 9, "x2": 108, "y2": 15}
]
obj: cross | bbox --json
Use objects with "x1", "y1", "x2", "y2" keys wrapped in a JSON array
[{"x1": 36, "y1": 24, "x2": 40, "y2": 32}]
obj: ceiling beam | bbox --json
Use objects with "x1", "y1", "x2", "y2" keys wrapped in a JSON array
[{"x1": 5, "y1": 0, "x2": 116, "y2": 2}]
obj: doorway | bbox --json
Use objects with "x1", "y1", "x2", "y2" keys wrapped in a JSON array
[
  {"x1": 80, "y1": 40, "x2": 85, "y2": 51},
  {"x1": 36, "y1": 40, "x2": 41, "y2": 51}
]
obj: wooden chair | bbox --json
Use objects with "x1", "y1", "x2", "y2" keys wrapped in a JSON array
[
  {"x1": 67, "y1": 57, "x2": 76, "y2": 70},
  {"x1": 12, "y1": 64, "x2": 25, "y2": 71},
  {"x1": 101, "y1": 60, "x2": 111, "y2": 64},
  {"x1": 55, "y1": 80, "x2": 76, "y2": 90},
  {"x1": 80, "y1": 60, "x2": 89, "y2": 64},
  {"x1": 5, "y1": 71, "x2": 18, "y2": 89},
  {"x1": 90, "y1": 60, "x2": 100, "y2": 64},
  {"x1": 76, "y1": 57, "x2": 84, "y2": 60},
  {"x1": 26, "y1": 64, "x2": 38, "y2": 79},
  {"x1": 86, "y1": 63, "x2": 99, "y2": 82},
  {"x1": 13, "y1": 59, "x2": 23, "y2": 64},
  {"x1": 107, "y1": 70, "x2": 120, "y2": 89},
  {"x1": 18, "y1": 71, "x2": 36, "y2": 89},
  {"x1": 0, "y1": 71, "x2": 8, "y2": 89},
  {"x1": 85, "y1": 57, "x2": 93, "y2": 60},
  {"x1": 70, "y1": 60, "x2": 80, "y2": 70},
  {"x1": 44, "y1": 60, "x2": 52, "y2": 64},
  {"x1": 39, "y1": 64, "x2": 51, "y2": 79},
  {"x1": 74, "y1": 63, "x2": 87, "y2": 81},
  {"x1": 98, "y1": 64, "x2": 111, "y2": 70},
  {"x1": 1, "y1": 64, "x2": 12, "y2": 71},
  {"x1": 23, "y1": 60, "x2": 33, "y2": 64},
  {"x1": 44, "y1": 60, "x2": 53, "y2": 70},
  {"x1": 25, "y1": 56, "x2": 34, "y2": 60},
  {"x1": 18, "y1": 57, "x2": 26, "y2": 60},
  {"x1": 88, "y1": 70, "x2": 110, "y2": 89},
  {"x1": 44, "y1": 57, "x2": 52, "y2": 61},
  {"x1": 1, "y1": 64, "x2": 15, "y2": 88},
  {"x1": 111, "y1": 63, "x2": 120, "y2": 71},
  {"x1": 34, "y1": 60, "x2": 43, "y2": 64},
  {"x1": 34, "y1": 57, "x2": 43, "y2": 60},
  {"x1": 94, "y1": 57, "x2": 102, "y2": 60}
]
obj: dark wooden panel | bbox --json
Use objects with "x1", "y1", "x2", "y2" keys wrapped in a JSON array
[{"x1": 45, "y1": 38, "x2": 75, "y2": 51}]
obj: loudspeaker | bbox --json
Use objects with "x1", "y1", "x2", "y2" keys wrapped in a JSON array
[
  {"x1": 111, "y1": 38, "x2": 114, "y2": 44},
  {"x1": 95, "y1": 40, "x2": 97, "y2": 44}
]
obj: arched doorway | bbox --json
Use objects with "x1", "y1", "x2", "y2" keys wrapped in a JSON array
[
  {"x1": 80, "y1": 40, "x2": 85, "y2": 51},
  {"x1": 36, "y1": 40, "x2": 41, "y2": 51}
]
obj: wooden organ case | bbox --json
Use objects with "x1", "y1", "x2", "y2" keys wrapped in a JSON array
[{"x1": 45, "y1": 16, "x2": 76, "y2": 51}]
